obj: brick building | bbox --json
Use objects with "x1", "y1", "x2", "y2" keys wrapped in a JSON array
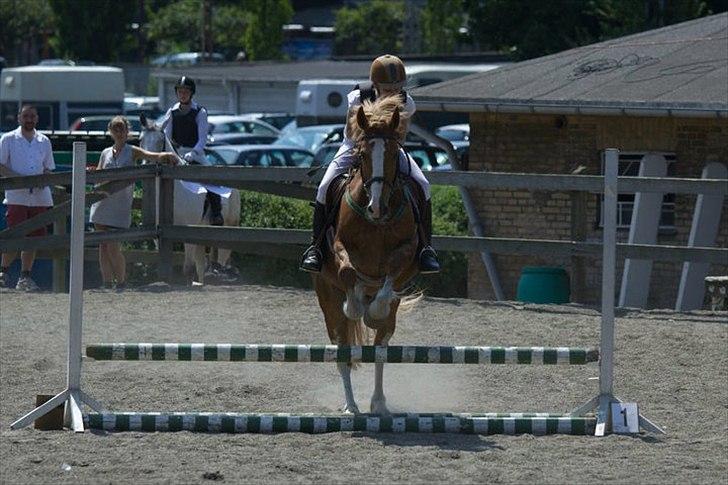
[{"x1": 412, "y1": 14, "x2": 728, "y2": 309}]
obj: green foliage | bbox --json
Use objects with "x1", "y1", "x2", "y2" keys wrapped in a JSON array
[
  {"x1": 243, "y1": 0, "x2": 294, "y2": 60},
  {"x1": 147, "y1": 0, "x2": 201, "y2": 54},
  {"x1": 419, "y1": 185, "x2": 468, "y2": 298},
  {"x1": 238, "y1": 190, "x2": 312, "y2": 229},
  {"x1": 48, "y1": 0, "x2": 137, "y2": 62},
  {"x1": 465, "y1": 0, "x2": 725, "y2": 60},
  {"x1": 333, "y1": 0, "x2": 405, "y2": 55},
  {"x1": 213, "y1": 4, "x2": 251, "y2": 59},
  {"x1": 421, "y1": 0, "x2": 464, "y2": 54},
  {"x1": 0, "y1": 0, "x2": 54, "y2": 64}
]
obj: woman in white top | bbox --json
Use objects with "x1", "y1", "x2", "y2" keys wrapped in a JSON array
[
  {"x1": 89, "y1": 116, "x2": 176, "y2": 289},
  {"x1": 299, "y1": 54, "x2": 440, "y2": 274}
]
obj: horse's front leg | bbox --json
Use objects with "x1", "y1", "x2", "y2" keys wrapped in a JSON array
[
  {"x1": 367, "y1": 275, "x2": 395, "y2": 321},
  {"x1": 335, "y1": 243, "x2": 366, "y2": 320},
  {"x1": 335, "y1": 319, "x2": 360, "y2": 414},
  {"x1": 370, "y1": 328, "x2": 393, "y2": 415}
]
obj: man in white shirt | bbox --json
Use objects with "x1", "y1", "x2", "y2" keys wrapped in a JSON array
[{"x1": 0, "y1": 105, "x2": 55, "y2": 291}]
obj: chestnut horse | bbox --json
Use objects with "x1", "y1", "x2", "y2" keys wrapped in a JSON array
[{"x1": 314, "y1": 96, "x2": 420, "y2": 414}]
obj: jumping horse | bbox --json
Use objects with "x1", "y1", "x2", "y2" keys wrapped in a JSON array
[
  {"x1": 314, "y1": 95, "x2": 421, "y2": 414},
  {"x1": 138, "y1": 116, "x2": 241, "y2": 284}
]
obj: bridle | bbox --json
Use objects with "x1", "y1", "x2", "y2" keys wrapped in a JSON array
[{"x1": 345, "y1": 133, "x2": 412, "y2": 224}]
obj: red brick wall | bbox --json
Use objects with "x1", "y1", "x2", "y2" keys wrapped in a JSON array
[{"x1": 466, "y1": 112, "x2": 728, "y2": 309}]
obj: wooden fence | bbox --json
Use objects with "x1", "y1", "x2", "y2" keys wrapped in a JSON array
[{"x1": 1, "y1": 164, "x2": 726, "y2": 292}]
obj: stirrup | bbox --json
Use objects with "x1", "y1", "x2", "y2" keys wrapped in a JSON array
[
  {"x1": 418, "y1": 246, "x2": 440, "y2": 274},
  {"x1": 299, "y1": 245, "x2": 322, "y2": 273}
]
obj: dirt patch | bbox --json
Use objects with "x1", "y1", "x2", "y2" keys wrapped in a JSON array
[{"x1": 1, "y1": 285, "x2": 726, "y2": 484}]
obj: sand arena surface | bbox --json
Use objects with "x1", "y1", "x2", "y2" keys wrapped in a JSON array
[{"x1": 1, "y1": 285, "x2": 726, "y2": 484}]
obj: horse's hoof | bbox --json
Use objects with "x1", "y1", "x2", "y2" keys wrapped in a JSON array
[
  {"x1": 363, "y1": 313, "x2": 385, "y2": 330},
  {"x1": 191, "y1": 281, "x2": 203, "y2": 287},
  {"x1": 341, "y1": 403, "x2": 360, "y2": 414}
]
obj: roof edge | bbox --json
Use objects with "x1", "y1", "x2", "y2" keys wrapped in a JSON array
[{"x1": 414, "y1": 99, "x2": 728, "y2": 119}]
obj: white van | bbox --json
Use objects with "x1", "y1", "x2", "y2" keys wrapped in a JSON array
[
  {"x1": 0, "y1": 66, "x2": 125, "y2": 131},
  {"x1": 294, "y1": 63, "x2": 503, "y2": 127},
  {"x1": 295, "y1": 79, "x2": 359, "y2": 126}
]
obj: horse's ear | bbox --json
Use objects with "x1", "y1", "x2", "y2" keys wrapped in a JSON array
[
  {"x1": 388, "y1": 108, "x2": 400, "y2": 132},
  {"x1": 356, "y1": 106, "x2": 369, "y2": 131},
  {"x1": 139, "y1": 113, "x2": 148, "y2": 129}
]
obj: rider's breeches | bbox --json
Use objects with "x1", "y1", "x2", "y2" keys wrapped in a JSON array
[{"x1": 315, "y1": 152, "x2": 431, "y2": 204}]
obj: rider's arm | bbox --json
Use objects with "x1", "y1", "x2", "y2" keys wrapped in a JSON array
[
  {"x1": 343, "y1": 90, "x2": 362, "y2": 140},
  {"x1": 192, "y1": 107, "x2": 208, "y2": 155}
]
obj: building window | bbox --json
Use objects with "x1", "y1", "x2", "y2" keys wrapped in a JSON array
[{"x1": 597, "y1": 151, "x2": 676, "y2": 229}]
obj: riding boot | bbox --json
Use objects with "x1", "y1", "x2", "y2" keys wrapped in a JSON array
[
  {"x1": 418, "y1": 199, "x2": 441, "y2": 274},
  {"x1": 207, "y1": 192, "x2": 224, "y2": 226},
  {"x1": 300, "y1": 202, "x2": 327, "y2": 273}
]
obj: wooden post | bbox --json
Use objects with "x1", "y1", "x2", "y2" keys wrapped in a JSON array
[
  {"x1": 141, "y1": 177, "x2": 157, "y2": 227},
  {"x1": 52, "y1": 216, "x2": 68, "y2": 293},
  {"x1": 570, "y1": 191, "x2": 588, "y2": 303},
  {"x1": 157, "y1": 176, "x2": 174, "y2": 282}
]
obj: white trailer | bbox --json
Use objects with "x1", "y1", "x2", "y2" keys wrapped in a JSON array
[{"x1": 1, "y1": 66, "x2": 125, "y2": 131}]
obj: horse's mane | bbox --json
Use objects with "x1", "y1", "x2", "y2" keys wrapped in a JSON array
[{"x1": 348, "y1": 95, "x2": 409, "y2": 143}]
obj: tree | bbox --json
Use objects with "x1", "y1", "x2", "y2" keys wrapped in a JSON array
[
  {"x1": 146, "y1": 0, "x2": 201, "y2": 54},
  {"x1": 466, "y1": 0, "x2": 727, "y2": 60},
  {"x1": 0, "y1": 0, "x2": 55, "y2": 65},
  {"x1": 243, "y1": 0, "x2": 294, "y2": 60},
  {"x1": 333, "y1": 0, "x2": 405, "y2": 56},
  {"x1": 49, "y1": 0, "x2": 138, "y2": 62},
  {"x1": 421, "y1": 0, "x2": 464, "y2": 54}
]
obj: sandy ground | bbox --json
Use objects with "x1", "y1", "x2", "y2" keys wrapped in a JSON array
[{"x1": 1, "y1": 284, "x2": 726, "y2": 484}]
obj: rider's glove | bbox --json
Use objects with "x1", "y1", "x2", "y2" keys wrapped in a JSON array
[{"x1": 183, "y1": 151, "x2": 198, "y2": 163}]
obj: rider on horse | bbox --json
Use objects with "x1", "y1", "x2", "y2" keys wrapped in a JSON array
[
  {"x1": 300, "y1": 54, "x2": 440, "y2": 274},
  {"x1": 160, "y1": 76, "x2": 224, "y2": 226}
]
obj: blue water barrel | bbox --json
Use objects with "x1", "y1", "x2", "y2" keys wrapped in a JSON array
[{"x1": 516, "y1": 266, "x2": 570, "y2": 304}]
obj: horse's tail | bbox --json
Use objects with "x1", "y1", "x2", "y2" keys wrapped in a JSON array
[
  {"x1": 347, "y1": 318, "x2": 372, "y2": 371},
  {"x1": 398, "y1": 289, "x2": 424, "y2": 313}
]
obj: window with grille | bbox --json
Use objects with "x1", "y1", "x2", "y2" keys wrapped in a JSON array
[{"x1": 597, "y1": 151, "x2": 676, "y2": 229}]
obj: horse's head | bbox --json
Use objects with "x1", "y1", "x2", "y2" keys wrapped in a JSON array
[
  {"x1": 138, "y1": 113, "x2": 179, "y2": 164},
  {"x1": 351, "y1": 96, "x2": 406, "y2": 221}
]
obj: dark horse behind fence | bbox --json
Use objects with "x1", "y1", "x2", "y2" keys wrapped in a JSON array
[{"x1": 313, "y1": 95, "x2": 421, "y2": 414}]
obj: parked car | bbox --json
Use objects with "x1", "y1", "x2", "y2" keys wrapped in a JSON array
[
  {"x1": 208, "y1": 144, "x2": 315, "y2": 168},
  {"x1": 237, "y1": 113, "x2": 295, "y2": 131},
  {"x1": 435, "y1": 123, "x2": 469, "y2": 142},
  {"x1": 124, "y1": 95, "x2": 162, "y2": 118},
  {"x1": 313, "y1": 141, "x2": 449, "y2": 171},
  {"x1": 151, "y1": 52, "x2": 225, "y2": 67},
  {"x1": 274, "y1": 123, "x2": 344, "y2": 153},
  {"x1": 207, "y1": 133, "x2": 278, "y2": 146},
  {"x1": 207, "y1": 115, "x2": 281, "y2": 139},
  {"x1": 70, "y1": 115, "x2": 142, "y2": 132}
]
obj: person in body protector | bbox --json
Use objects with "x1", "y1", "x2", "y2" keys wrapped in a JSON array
[
  {"x1": 299, "y1": 54, "x2": 440, "y2": 274},
  {"x1": 160, "y1": 76, "x2": 224, "y2": 225}
]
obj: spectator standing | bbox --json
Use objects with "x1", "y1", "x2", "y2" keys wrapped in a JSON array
[
  {"x1": 90, "y1": 116, "x2": 176, "y2": 289},
  {"x1": 0, "y1": 105, "x2": 55, "y2": 291}
]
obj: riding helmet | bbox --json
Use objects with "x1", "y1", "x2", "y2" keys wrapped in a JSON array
[
  {"x1": 174, "y1": 76, "x2": 196, "y2": 95},
  {"x1": 369, "y1": 55, "x2": 406, "y2": 89}
]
